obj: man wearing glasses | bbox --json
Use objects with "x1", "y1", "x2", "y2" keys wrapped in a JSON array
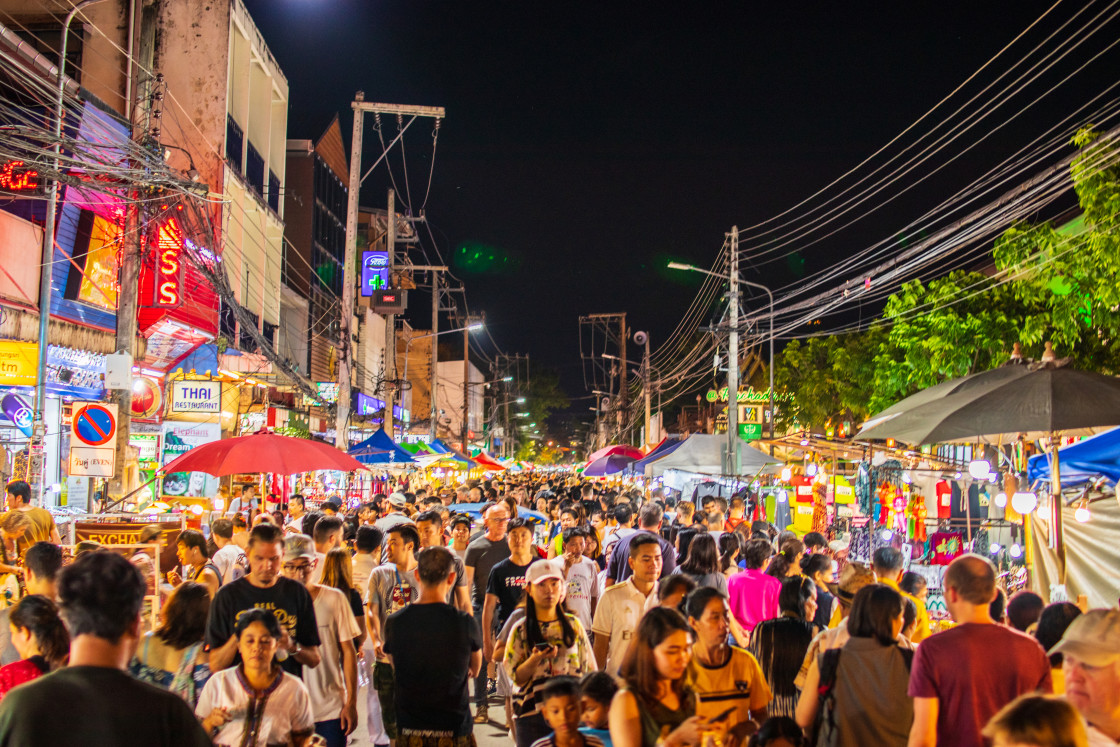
[
  {"x1": 463, "y1": 503, "x2": 512, "y2": 723},
  {"x1": 282, "y1": 535, "x2": 361, "y2": 747},
  {"x1": 206, "y1": 523, "x2": 321, "y2": 678}
]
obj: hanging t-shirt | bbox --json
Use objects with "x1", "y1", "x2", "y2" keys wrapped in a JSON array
[
  {"x1": 486, "y1": 558, "x2": 535, "y2": 629},
  {"x1": 928, "y1": 531, "x2": 965, "y2": 565},
  {"x1": 304, "y1": 586, "x2": 362, "y2": 723},
  {"x1": 790, "y1": 476, "x2": 814, "y2": 503},
  {"x1": 935, "y1": 481, "x2": 953, "y2": 520}
]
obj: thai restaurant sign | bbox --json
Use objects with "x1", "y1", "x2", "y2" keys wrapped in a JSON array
[{"x1": 170, "y1": 381, "x2": 222, "y2": 413}]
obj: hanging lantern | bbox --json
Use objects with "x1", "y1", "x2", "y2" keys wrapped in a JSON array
[
  {"x1": 1011, "y1": 491, "x2": 1038, "y2": 514},
  {"x1": 968, "y1": 459, "x2": 991, "y2": 479},
  {"x1": 1075, "y1": 502, "x2": 1091, "y2": 523}
]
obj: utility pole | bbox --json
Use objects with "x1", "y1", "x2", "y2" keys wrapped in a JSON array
[
  {"x1": 461, "y1": 321, "x2": 471, "y2": 452},
  {"x1": 336, "y1": 95, "x2": 444, "y2": 448},
  {"x1": 336, "y1": 94, "x2": 365, "y2": 448},
  {"x1": 429, "y1": 270, "x2": 439, "y2": 441},
  {"x1": 619, "y1": 314, "x2": 628, "y2": 441},
  {"x1": 726, "y1": 226, "x2": 740, "y2": 475},
  {"x1": 383, "y1": 189, "x2": 396, "y2": 439},
  {"x1": 641, "y1": 332, "x2": 651, "y2": 446},
  {"x1": 110, "y1": 2, "x2": 157, "y2": 500}
]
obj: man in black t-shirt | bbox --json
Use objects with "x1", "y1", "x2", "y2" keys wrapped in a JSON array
[
  {"x1": 482, "y1": 518, "x2": 537, "y2": 649},
  {"x1": 464, "y1": 503, "x2": 512, "y2": 608},
  {"x1": 384, "y1": 546, "x2": 482, "y2": 742},
  {"x1": 206, "y1": 523, "x2": 321, "y2": 677},
  {"x1": 0, "y1": 551, "x2": 210, "y2": 746}
]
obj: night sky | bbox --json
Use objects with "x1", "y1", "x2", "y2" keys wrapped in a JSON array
[{"x1": 242, "y1": 0, "x2": 1118, "y2": 401}]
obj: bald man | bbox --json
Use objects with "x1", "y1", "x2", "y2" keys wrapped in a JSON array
[{"x1": 907, "y1": 554, "x2": 1051, "y2": 747}]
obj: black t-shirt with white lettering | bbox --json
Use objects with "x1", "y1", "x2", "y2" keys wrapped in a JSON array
[
  {"x1": 384, "y1": 602, "x2": 482, "y2": 735},
  {"x1": 205, "y1": 576, "x2": 321, "y2": 677},
  {"x1": 486, "y1": 558, "x2": 535, "y2": 629}
]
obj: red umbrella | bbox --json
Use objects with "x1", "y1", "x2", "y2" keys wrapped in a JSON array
[
  {"x1": 162, "y1": 432, "x2": 368, "y2": 476},
  {"x1": 586, "y1": 444, "x2": 644, "y2": 464}
]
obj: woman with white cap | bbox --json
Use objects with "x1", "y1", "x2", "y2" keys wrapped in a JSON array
[{"x1": 504, "y1": 559, "x2": 596, "y2": 747}]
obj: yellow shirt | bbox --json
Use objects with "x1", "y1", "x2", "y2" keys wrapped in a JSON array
[
  {"x1": 880, "y1": 576, "x2": 931, "y2": 642},
  {"x1": 688, "y1": 645, "x2": 772, "y2": 731}
]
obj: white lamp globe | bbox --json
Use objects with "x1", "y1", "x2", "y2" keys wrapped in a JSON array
[
  {"x1": 1011, "y1": 491, "x2": 1038, "y2": 514},
  {"x1": 968, "y1": 459, "x2": 991, "y2": 479}
]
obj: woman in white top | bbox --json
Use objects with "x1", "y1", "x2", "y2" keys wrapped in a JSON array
[{"x1": 196, "y1": 608, "x2": 315, "y2": 746}]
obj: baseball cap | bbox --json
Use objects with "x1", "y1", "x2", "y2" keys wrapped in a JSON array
[
  {"x1": 283, "y1": 534, "x2": 317, "y2": 562},
  {"x1": 1049, "y1": 609, "x2": 1120, "y2": 667},
  {"x1": 834, "y1": 562, "x2": 875, "y2": 604},
  {"x1": 525, "y1": 559, "x2": 564, "y2": 586},
  {"x1": 388, "y1": 492, "x2": 408, "y2": 508}
]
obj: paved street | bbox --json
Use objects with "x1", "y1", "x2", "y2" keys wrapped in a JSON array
[{"x1": 350, "y1": 680, "x2": 512, "y2": 746}]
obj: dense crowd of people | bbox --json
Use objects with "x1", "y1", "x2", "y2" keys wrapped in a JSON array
[{"x1": 0, "y1": 476, "x2": 1114, "y2": 747}]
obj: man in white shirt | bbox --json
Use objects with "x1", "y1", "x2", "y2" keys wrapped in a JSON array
[
  {"x1": 559, "y1": 526, "x2": 599, "y2": 632},
  {"x1": 352, "y1": 525, "x2": 381, "y2": 603},
  {"x1": 374, "y1": 493, "x2": 411, "y2": 532},
  {"x1": 602, "y1": 503, "x2": 637, "y2": 557},
  {"x1": 284, "y1": 494, "x2": 307, "y2": 535},
  {"x1": 1051, "y1": 609, "x2": 1120, "y2": 746},
  {"x1": 311, "y1": 516, "x2": 344, "y2": 584},
  {"x1": 282, "y1": 534, "x2": 360, "y2": 746},
  {"x1": 592, "y1": 533, "x2": 662, "y2": 674},
  {"x1": 209, "y1": 519, "x2": 245, "y2": 585}
]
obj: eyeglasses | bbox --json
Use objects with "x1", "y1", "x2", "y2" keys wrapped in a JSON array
[{"x1": 283, "y1": 562, "x2": 312, "y2": 572}]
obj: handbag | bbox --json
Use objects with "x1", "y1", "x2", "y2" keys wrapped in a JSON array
[
  {"x1": 169, "y1": 641, "x2": 204, "y2": 704},
  {"x1": 809, "y1": 648, "x2": 843, "y2": 747}
]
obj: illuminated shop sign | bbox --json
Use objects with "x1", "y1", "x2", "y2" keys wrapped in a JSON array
[
  {"x1": 154, "y1": 216, "x2": 184, "y2": 308},
  {"x1": 360, "y1": 251, "x2": 390, "y2": 297},
  {"x1": 0, "y1": 160, "x2": 41, "y2": 193}
]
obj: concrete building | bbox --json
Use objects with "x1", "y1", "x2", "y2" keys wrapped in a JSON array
[
  {"x1": 0, "y1": 0, "x2": 288, "y2": 355},
  {"x1": 436, "y1": 360, "x2": 484, "y2": 449}
]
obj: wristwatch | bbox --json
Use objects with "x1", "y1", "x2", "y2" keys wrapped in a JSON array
[{"x1": 290, "y1": 643, "x2": 303, "y2": 657}]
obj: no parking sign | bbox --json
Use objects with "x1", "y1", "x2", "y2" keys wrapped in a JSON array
[
  {"x1": 69, "y1": 402, "x2": 117, "y2": 477},
  {"x1": 72, "y1": 403, "x2": 117, "y2": 446}
]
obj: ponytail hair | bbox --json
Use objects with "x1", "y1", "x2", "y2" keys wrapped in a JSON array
[
  {"x1": 766, "y1": 538, "x2": 805, "y2": 579},
  {"x1": 10, "y1": 594, "x2": 69, "y2": 670},
  {"x1": 718, "y1": 532, "x2": 740, "y2": 573}
]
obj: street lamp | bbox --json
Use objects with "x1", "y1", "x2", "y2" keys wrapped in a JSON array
[
  {"x1": 668, "y1": 252, "x2": 775, "y2": 466},
  {"x1": 400, "y1": 322, "x2": 482, "y2": 439}
]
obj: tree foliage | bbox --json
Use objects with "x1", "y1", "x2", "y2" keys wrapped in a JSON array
[{"x1": 773, "y1": 127, "x2": 1120, "y2": 424}]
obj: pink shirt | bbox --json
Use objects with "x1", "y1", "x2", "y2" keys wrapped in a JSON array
[{"x1": 727, "y1": 569, "x2": 781, "y2": 633}]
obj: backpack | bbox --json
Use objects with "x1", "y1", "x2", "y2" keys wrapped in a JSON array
[{"x1": 810, "y1": 645, "x2": 915, "y2": 747}]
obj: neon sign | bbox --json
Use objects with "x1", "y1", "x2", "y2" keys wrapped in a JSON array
[
  {"x1": 0, "y1": 161, "x2": 41, "y2": 193},
  {"x1": 155, "y1": 217, "x2": 183, "y2": 307},
  {"x1": 360, "y1": 251, "x2": 389, "y2": 297}
]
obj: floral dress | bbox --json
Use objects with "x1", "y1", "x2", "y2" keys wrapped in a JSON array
[{"x1": 503, "y1": 613, "x2": 596, "y2": 721}]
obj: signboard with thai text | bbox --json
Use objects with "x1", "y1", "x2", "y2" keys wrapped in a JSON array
[{"x1": 170, "y1": 381, "x2": 222, "y2": 413}]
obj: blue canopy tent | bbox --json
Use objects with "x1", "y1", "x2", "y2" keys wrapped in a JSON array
[
  {"x1": 348, "y1": 429, "x2": 418, "y2": 466},
  {"x1": 630, "y1": 436, "x2": 685, "y2": 475},
  {"x1": 428, "y1": 439, "x2": 453, "y2": 454},
  {"x1": 1028, "y1": 426, "x2": 1120, "y2": 487}
]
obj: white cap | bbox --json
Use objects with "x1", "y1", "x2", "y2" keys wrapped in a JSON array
[{"x1": 525, "y1": 559, "x2": 564, "y2": 585}]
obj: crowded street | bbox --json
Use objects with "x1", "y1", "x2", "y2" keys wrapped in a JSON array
[{"x1": 1, "y1": 1, "x2": 1120, "y2": 746}]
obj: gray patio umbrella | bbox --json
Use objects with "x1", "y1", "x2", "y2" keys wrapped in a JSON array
[{"x1": 856, "y1": 357, "x2": 1120, "y2": 583}]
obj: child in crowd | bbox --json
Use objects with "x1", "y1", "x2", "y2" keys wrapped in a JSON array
[
  {"x1": 578, "y1": 672, "x2": 617, "y2": 747},
  {"x1": 530, "y1": 676, "x2": 605, "y2": 747}
]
